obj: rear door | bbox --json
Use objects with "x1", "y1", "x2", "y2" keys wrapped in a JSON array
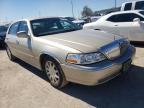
[
  {"x1": 106, "y1": 14, "x2": 129, "y2": 38},
  {"x1": 5, "y1": 22, "x2": 20, "y2": 56}
]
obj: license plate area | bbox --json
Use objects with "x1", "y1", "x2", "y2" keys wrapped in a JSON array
[{"x1": 122, "y1": 59, "x2": 132, "y2": 72}]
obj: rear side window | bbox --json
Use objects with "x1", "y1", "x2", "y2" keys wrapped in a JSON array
[
  {"x1": 18, "y1": 21, "x2": 28, "y2": 33},
  {"x1": 124, "y1": 3, "x2": 132, "y2": 11},
  {"x1": 135, "y1": 1, "x2": 144, "y2": 10},
  {"x1": 8, "y1": 22, "x2": 19, "y2": 35},
  {"x1": 107, "y1": 13, "x2": 144, "y2": 22},
  {"x1": 139, "y1": 11, "x2": 144, "y2": 16}
]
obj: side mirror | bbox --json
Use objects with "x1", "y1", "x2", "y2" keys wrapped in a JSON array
[
  {"x1": 17, "y1": 31, "x2": 29, "y2": 38},
  {"x1": 133, "y1": 18, "x2": 141, "y2": 23}
]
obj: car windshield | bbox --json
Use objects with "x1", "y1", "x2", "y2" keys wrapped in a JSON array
[
  {"x1": 0, "y1": 26, "x2": 8, "y2": 32},
  {"x1": 31, "y1": 18, "x2": 80, "y2": 37}
]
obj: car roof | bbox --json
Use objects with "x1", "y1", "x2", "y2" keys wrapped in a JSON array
[
  {"x1": 29, "y1": 17, "x2": 63, "y2": 21},
  {"x1": 9, "y1": 17, "x2": 66, "y2": 27},
  {"x1": 123, "y1": 0, "x2": 144, "y2": 4},
  {"x1": 99, "y1": 10, "x2": 144, "y2": 20},
  {"x1": 108, "y1": 10, "x2": 144, "y2": 15},
  {"x1": 11, "y1": 17, "x2": 63, "y2": 24}
]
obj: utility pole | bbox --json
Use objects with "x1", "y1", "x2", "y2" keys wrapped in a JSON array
[
  {"x1": 114, "y1": 0, "x2": 117, "y2": 8},
  {"x1": 38, "y1": 11, "x2": 41, "y2": 17},
  {"x1": 70, "y1": 0, "x2": 74, "y2": 17},
  {"x1": 5, "y1": 17, "x2": 8, "y2": 24}
]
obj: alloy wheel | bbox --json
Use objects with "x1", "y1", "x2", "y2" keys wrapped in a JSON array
[{"x1": 45, "y1": 61, "x2": 60, "y2": 86}]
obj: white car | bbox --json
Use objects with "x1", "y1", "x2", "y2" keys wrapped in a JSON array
[
  {"x1": 121, "y1": 0, "x2": 144, "y2": 11},
  {"x1": 83, "y1": 10, "x2": 144, "y2": 42}
]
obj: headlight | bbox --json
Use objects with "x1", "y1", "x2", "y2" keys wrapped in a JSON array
[{"x1": 66, "y1": 52, "x2": 106, "y2": 64}]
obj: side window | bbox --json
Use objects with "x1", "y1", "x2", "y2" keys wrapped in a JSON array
[
  {"x1": 124, "y1": 3, "x2": 132, "y2": 11},
  {"x1": 8, "y1": 22, "x2": 19, "y2": 35},
  {"x1": 135, "y1": 1, "x2": 144, "y2": 10},
  {"x1": 18, "y1": 21, "x2": 28, "y2": 33},
  {"x1": 107, "y1": 13, "x2": 144, "y2": 22},
  {"x1": 133, "y1": 13, "x2": 144, "y2": 21},
  {"x1": 107, "y1": 15, "x2": 120, "y2": 22},
  {"x1": 124, "y1": 13, "x2": 144, "y2": 21}
]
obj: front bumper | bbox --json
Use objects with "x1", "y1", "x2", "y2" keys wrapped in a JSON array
[{"x1": 61, "y1": 45, "x2": 136, "y2": 86}]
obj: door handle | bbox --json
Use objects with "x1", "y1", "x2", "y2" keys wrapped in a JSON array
[
  {"x1": 114, "y1": 25, "x2": 118, "y2": 26},
  {"x1": 6, "y1": 38, "x2": 10, "y2": 40}
]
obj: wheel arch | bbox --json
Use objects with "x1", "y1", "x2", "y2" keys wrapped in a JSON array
[{"x1": 39, "y1": 52, "x2": 62, "y2": 71}]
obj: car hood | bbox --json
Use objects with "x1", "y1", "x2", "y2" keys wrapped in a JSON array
[
  {"x1": 72, "y1": 20, "x2": 85, "y2": 24},
  {"x1": 39, "y1": 30, "x2": 121, "y2": 53}
]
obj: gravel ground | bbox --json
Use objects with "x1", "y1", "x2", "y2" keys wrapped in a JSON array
[{"x1": 0, "y1": 44, "x2": 144, "y2": 108}]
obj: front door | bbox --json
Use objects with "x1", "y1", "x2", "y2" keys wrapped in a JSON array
[
  {"x1": 16, "y1": 21, "x2": 35, "y2": 65},
  {"x1": 5, "y1": 22, "x2": 20, "y2": 56}
]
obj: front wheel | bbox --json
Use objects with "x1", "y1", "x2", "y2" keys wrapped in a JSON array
[{"x1": 44, "y1": 58, "x2": 68, "y2": 89}]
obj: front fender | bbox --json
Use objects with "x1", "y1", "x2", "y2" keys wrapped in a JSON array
[{"x1": 39, "y1": 51, "x2": 62, "y2": 64}]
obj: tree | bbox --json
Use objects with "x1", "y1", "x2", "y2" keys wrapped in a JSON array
[{"x1": 81, "y1": 6, "x2": 93, "y2": 17}]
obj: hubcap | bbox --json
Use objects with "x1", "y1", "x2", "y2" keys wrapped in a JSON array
[{"x1": 45, "y1": 61, "x2": 60, "y2": 85}]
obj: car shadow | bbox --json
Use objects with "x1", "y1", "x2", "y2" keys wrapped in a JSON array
[
  {"x1": 61, "y1": 65, "x2": 144, "y2": 108},
  {"x1": 15, "y1": 58, "x2": 49, "y2": 81},
  {"x1": 15, "y1": 59, "x2": 144, "y2": 108},
  {"x1": 0, "y1": 45, "x2": 5, "y2": 50},
  {"x1": 131, "y1": 42, "x2": 144, "y2": 48}
]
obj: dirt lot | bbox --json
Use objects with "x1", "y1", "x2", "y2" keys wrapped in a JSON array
[{"x1": 0, "y1": 44, "x2": 144, "y2": 108}]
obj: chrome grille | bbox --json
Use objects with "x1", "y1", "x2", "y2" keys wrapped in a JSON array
[
  {"x1": 100, "y1": 39, "x2": 129, "y2": 60},
  {"x1": 100, "y1": 41, "x2": 120, "y2": 60},
  {"x1": 119, "y1": 40, "x2": 129, "y2": 55}
]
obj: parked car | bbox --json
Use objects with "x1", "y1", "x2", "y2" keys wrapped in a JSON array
[
  {"x1": 83, "y1": 10, "x2": 144, "y2": 42},
  {"x1": 0, "y1": 25, "x2": 8, "y2": 46},
  {"x1": 61, "y1": 17, "x2": 86, "y2": 27},
  {"x1": 90, "y1": 16, "x2": 102, "y2": 22},
  {"x1": 121, "y1": 0, "x2": 144, "y2": 11},
  {"x1": 5, "y1": 17, "x2": 135, "y2": 88}
]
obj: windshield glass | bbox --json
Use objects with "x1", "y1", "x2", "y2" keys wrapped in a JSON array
[
  {"x1": 0, "y1": 26, "x2": 8, "y2": 32},
  {"x1": 31, "y1": 18, "x2": 80, "y2": 37}
]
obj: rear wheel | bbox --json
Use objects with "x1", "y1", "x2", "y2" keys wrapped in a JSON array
[
  {"x1": 6, "y1": 45, "x2": 16, "y2": 61},
  {"x1": 43, "y1": 57, "x2": 68, "y2": 89}
]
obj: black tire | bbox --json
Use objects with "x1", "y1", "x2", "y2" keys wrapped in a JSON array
[
  {"x1": 6, "y1": 45, "x2": 16, "y2": 61},
  {"x1": 0, "y1": 42, "x2": 5, "y2": 48},
  {"x1": 43, "y1": 57, "x2": 68, "y2": 89}
]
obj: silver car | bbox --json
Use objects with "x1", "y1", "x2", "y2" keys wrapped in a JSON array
[{"x1": 5, "y1": 17, "x2": 135, "y2": 88}]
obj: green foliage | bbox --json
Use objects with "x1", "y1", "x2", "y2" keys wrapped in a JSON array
[{"x1": 81, "y1": 6, "x2": 94, "y2": 17}]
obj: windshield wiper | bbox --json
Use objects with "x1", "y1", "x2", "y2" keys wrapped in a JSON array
[{"x1": 63, "y1": 28, "x2": 78, "y2": 32}]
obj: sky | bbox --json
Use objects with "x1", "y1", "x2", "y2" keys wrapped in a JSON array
[{"x1": 0, "y1": 0, "x2": 134, "y2": 22}]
